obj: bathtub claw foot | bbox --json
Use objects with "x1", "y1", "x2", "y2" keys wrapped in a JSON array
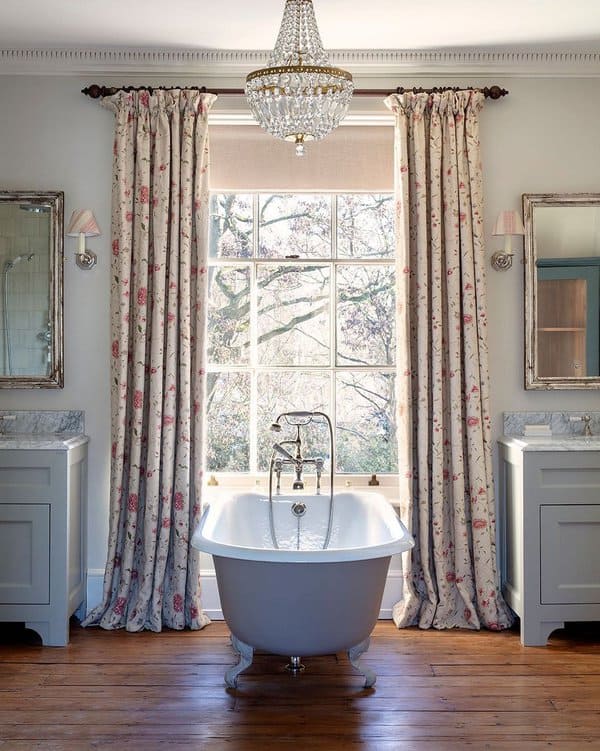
[
  {"x1": 225, "y1": 634, "x2": 254, "y2": 688},
  {"x1": 348, "y1": 638, "x2": 376, "y2": 688}
]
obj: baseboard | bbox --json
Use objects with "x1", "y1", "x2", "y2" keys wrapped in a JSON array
[
  {"x1": 85, "y1": 569, "x2": 106, "y2": 615},
  {"x1": 86, "y1": 568, "x2": 402, "y2": 620}
]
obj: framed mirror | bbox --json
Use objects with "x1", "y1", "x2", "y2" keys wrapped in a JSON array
[
  {"x1": 524, "y1": 192, "x2": 600, "y2": 389},
  {"x1": 0, "y1": 191, "x2": 63, "y2": 388}
]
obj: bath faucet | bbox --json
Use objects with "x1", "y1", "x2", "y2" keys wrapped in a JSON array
[
  {"x1": 272, "y1": 439, "x2": 302, "y2": 492},
  {"x1": 268, "y1": 410, "x2": 334, "y2": 495},
  {"x1": 267, "y1": 410, "x2": 336, "y2": 551},
  {"x1": 272, "y1": 431, "x2": 308, "y2": 491}
]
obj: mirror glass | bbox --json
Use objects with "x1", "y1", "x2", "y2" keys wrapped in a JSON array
[
  {"x1": 524, "y1": 193, "x2": 600, "y2": 389},
  {"x1": 0, "y1": 191, "x2": 63, "y2": 388}
]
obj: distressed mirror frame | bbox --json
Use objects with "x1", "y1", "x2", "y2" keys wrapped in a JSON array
[
  {"x1": 0, "y1": 190, "x2": 64, "y2": 389},
  {"x1": 524, "y1": 192, "x2": 600, "y2": 390}
]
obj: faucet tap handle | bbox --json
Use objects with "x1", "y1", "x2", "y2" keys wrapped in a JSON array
[{"x1": 273, "y1": 443, "x2": 296, "y2": 462}]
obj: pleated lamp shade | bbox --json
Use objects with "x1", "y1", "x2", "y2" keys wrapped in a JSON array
[
  {"x1": 492, "y1": 210, "x2": 524, "y2": 236},
  {"x1": 66, "y1": 209, "x2": 101, "y2": 238}
]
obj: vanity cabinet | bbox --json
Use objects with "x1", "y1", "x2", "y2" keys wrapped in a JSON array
[
  {"x1": 498, "y1": 437, "x2": 600, "y2": 645},
  {"x1": 0, "y1": 436, "x2": 88, "y2": 645}
]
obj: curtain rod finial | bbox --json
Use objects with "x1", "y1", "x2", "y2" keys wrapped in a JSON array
[
  {"x1": 82, "y1": 84, "x2": 103, "y2": 99},
  {"x1": 484, "y1": 85, "x2": 508, "y2": 100}
]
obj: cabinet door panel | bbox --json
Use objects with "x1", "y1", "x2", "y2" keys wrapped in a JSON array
[
  {"x1": 540, "y1": 504, "x2": 600, "y2": 604},
  {"x1": 0, "y1": 503, "x2": 50, "y2": 604}
]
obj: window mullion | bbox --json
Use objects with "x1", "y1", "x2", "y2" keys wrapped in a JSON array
[
  {"x1": 249, "y1": 195, "x2": 259, "y2": 474},
  {"x1": 331, "y1": 196, "x2": 338, "y2": 472}
]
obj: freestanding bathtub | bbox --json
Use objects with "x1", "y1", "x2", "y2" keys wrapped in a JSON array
[{"x1": 192, "y1": 489, "x2": 414, "y2": 688}]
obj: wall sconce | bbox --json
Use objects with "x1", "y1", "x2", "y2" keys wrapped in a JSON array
[
  {"x1": 66, "y1": 209, "x2": 101, "y2": 269},
  {"x1": 491, "y1": 210, "x2": 525, "y2": 271}
]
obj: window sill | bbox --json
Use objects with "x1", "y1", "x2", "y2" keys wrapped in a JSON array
[{"x1": 202, "y1": 473, "x2": 402, "y2": 503}]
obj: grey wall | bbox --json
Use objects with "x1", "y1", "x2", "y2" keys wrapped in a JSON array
[{"x1": 1, "y1": 73, "x2": 599, "y2": 583}]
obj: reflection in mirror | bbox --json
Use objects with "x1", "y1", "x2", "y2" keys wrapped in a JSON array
[
  {"x1": 524, "y1": 193, "x2": 600, "y2": 389},
  {"x1": 0, "y1": 191, "x2": 63, "y2": 388}
]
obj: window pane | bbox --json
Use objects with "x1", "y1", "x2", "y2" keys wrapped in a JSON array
[
  {"x1": 205, "y1": 372, "x2": 250, "y2": 472},
  {"x1": 256, "y1": 371, "x2": 330, "y2": 472},
  {"x1": 336, "y1": 264, "x2": 396, "y2": 366},
  {"x1": 336, "y1": 371, "x2": 397, "y2": 473},
  {"x1": 209, "y1": 194, "x2": 253, "y2": 258},
  {"x1": 258, "y1": 264, "x2": 330, "y2": 366},
  {"x1": 258, "y1": 194, "x2": 331, "y2": 258},
  {"x1": 207, "y1": 266, "x2": 250, "y2": 365},
  {"x1": 337, "y1": 194, "x2": 395, "y2": 258}
]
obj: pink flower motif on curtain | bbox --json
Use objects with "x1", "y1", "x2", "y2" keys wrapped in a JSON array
[
  {"x1": 83, "y1": 88, "x2": 216, "y2": 632},
  {"x1": 385, "y1": 90, "x2": 514, "y2": 632}
]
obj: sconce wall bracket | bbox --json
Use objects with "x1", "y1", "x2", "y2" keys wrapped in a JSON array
[
  {"x1": 75, "y1": 250, "x2": 97, "y2": 270},
  {"x1": 490, "y1": 250, "x2": 514, "y2": 271}
]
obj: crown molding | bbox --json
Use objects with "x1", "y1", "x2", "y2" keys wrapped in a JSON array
[{"x1": 1, "y1": 47, "x2": 600, "y2": 78}]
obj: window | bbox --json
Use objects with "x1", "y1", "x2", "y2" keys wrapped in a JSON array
[{"x1": 205, "y1": 192, "x2": 397, "y2": 475}]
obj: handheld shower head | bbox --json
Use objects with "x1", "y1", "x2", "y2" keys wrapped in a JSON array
[
  {"x1": 273, "y1": 410, "x2": 315, "y2": 429},
  {"x1": 4, "y1": 253, "x2": 35, "y2": 271}
]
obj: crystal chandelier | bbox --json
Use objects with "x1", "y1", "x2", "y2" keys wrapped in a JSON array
[{"x1": 245, "y1": 0, "x2": 354, "y2": 156}]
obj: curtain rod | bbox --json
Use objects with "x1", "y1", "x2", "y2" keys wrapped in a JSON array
[{"x1": 82, "y1": 84, "x2": 508, "y2": 100}]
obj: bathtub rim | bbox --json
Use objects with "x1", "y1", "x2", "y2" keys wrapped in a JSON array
[{"x1": 192, "y1": 489, "x2": 414, "y2": 564}]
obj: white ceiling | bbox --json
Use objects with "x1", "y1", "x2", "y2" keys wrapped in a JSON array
[{"x1": 1, "y1": 0, "x2": 600, "y2": 52}]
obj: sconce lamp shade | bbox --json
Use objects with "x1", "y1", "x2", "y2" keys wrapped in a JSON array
[
  {"x1": 492, "y1": 210, "x2": 524, "y2": 236},
  {"x1": 66, "y1": 209, "x2": 101, "y2": 237}
]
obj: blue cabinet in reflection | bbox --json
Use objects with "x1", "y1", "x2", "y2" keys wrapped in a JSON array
[{"x1": 537, "y1": 258, "x2": 600, "y2": 377}]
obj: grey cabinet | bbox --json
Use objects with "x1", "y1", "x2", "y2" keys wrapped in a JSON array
[
  {"x1": 499, "y1": 437, "x2": 600, "y2": 645},
  {"x1": 0, "y1": 437, "x2": 88, "y2": 645}
]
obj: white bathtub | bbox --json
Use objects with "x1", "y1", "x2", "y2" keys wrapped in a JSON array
[{"x1": 192, "y1": 490, "x2": 413, "y2": 688}]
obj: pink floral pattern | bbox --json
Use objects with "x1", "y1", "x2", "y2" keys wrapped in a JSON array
[
  {"x1": 83, "y1": 89, "x2": 216, "y2": 632},
  {"x1": 385, "y1": 91, "x2": 514, "y2": 631}
]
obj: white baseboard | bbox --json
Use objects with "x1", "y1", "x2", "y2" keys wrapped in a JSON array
[
  {"x1": 85, "y1": 569, "x2": 106, "y2": 615},
  {"x1": 379, "y1": 569, "x2": 403, "y2": 620},
  {"x1": 86, "y1": 568, "x2": 402, "y2": 621}
]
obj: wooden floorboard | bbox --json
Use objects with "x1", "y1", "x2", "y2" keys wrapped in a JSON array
[{"x1": 0, "y1": 619, "x2": 599, "y2": 750}]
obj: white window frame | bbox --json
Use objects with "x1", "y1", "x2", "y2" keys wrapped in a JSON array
[{"x1": 205, "y1": 190, "x2": 398, "y2": 484}]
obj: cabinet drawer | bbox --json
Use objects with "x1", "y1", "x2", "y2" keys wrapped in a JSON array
[
  {"x1": 540, "y1": 504, "x2": 600, "y2": 605},
  {"x1": 0, "y1": 504, "x2": 50, "y2": 604}
]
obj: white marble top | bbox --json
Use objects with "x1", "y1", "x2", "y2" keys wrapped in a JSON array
[
  {"x1": 500, "y1": 435, "x2": 600, "y2": 451},
  {"x1": 0, "y1": 433, "x2": 89, "y2": 450}
]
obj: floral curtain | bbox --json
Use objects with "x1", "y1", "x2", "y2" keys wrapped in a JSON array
[
  {"x1": 84, "y1": 89, "x2": 216, "y2": 631},
  {"x1": 385, "y1": 90, "x2": 514, "y2": 631}
]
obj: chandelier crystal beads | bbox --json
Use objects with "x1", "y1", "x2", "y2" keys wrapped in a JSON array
[{"x1": 245, "y1": 0, "x2": 354, "y2": 156}]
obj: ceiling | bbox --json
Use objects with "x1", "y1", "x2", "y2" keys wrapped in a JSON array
[{"x1": 1, "y1": 0, "x2": 600, "y2": 52}]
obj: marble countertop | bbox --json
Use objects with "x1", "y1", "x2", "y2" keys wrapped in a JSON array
[
  {"x1": 500, "y1": 435, "x2": 600, "y2": 451},
  {"x1": 0, "y1": 433, "x2": 89, "y2": 450}
]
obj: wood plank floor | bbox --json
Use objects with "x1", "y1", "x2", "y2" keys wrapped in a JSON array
[{"x1": 1, "y1": 619, "x2": 599, "y2": 750}]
